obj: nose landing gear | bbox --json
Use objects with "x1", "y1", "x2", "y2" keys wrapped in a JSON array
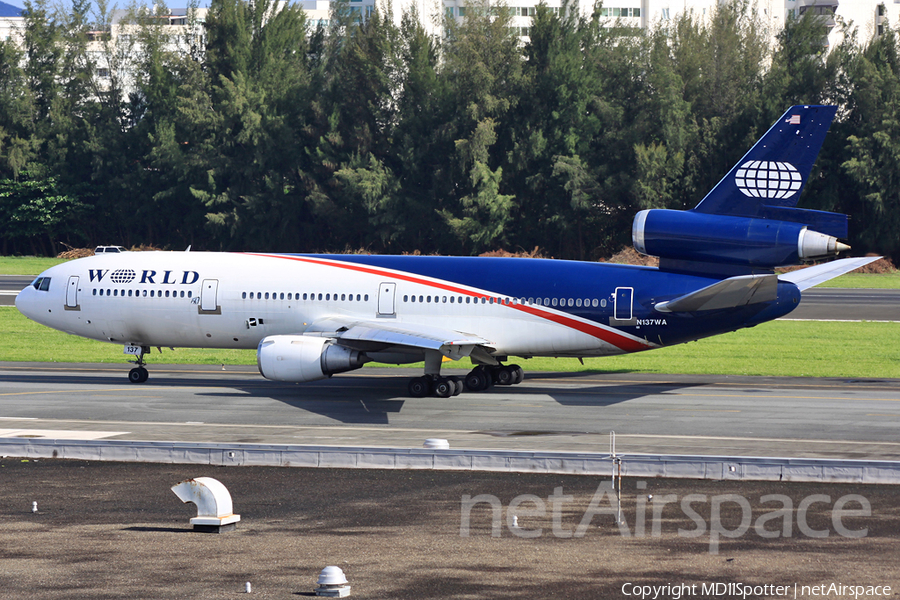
[{"x1": 126, "y1": 345, "x2": 151, "y2": 383}]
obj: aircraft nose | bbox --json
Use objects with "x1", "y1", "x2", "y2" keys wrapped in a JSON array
[{"x1": 15, "y1": 285, "x2": 38, "y2": 320}]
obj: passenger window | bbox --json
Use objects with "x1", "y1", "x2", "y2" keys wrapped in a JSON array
[
  {"x1": 592, "y1": 299, "x2": 598, "y2": 307},
  {"x1": 114, "y1": 289, "x2": 118, "y2": 297},
  {"x1": 364, "y1": 294, "x2": 369, "y2": 301},
  {"x1": 442, "y1": 296, "x2": 447, "y2": 303},
  {"x1": 280, "y1": 293, "x2": 285, "y2": 300},
  {"x1": 576, "y1": 298, "x2": 582, "y2": 307},
  {"x1": 92, "y1": 289, "x2": 97, "y2": 296},
  {"x1": 318, "y1": 293, "x2": 323, "y2": 301},
  {"x1": 341, "y1": 294, "x2": 346, "y2": 301}
]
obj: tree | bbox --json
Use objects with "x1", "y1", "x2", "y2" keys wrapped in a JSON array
[{"x1": 839, "y1": 25, "x2": 900, "y2": 261}]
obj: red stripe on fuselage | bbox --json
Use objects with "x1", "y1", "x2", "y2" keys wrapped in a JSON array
[{"x1": 244, "y1": 253, "x2": 655, "y2": 353}]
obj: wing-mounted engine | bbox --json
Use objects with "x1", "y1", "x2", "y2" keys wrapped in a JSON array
[
  {"x1": 632, "y1": 209, "x2": 849, "y2": 270},
  {"x1": 257, "y1": 335, "x2": 370, "y2": 383}
]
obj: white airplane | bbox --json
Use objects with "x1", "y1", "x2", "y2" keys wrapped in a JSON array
[{"x1": 15, "y1": 106, "x2": 877, "y2": 397}]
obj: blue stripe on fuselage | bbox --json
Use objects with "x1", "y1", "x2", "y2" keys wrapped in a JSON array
[{"x1": 275, "y1": 254, "x2": 799, "y2": 347}]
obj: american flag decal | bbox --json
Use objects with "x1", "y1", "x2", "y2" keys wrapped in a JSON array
[{"x1": 787, "y1": 115, "x2": 801, "y2": 124}]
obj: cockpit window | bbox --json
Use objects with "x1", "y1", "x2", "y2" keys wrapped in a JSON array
[{"x1": 31, "y1": 277, "x2": 51, "y2": 291}]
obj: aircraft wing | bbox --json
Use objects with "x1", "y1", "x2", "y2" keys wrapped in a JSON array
[
  {"x1": 778, "y1": 256, "x2": 882, "y2": 291},
  {"x1": 654, "y1": 274, "x2": 778, "y2": 313},
  {"x1": 304, "y1": 317, "x2": 496, "y2": 362}
]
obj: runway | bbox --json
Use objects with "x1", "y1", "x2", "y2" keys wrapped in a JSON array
[
  {"x1": 0, "y1": 275, "x2": 31, "y2": 306},
  {"x1": 2, "y1": 363, "x2": 899, "y2": 460}
]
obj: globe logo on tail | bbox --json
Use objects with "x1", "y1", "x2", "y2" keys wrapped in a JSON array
[{"x1": 734, "y1": 161, "x2": 802, "y2": 199}]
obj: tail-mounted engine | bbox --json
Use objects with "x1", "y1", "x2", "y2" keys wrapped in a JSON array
[
  {"x1": 632, "y1": 209, "x2": 849, "y2": 270},
  {"x1": 257, "y1": 335, "x2": 369, "y2": 383}
]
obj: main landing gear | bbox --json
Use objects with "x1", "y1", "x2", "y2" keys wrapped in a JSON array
[
  {"x1": 127, "y1": 345, "x2": 150, "y2": 383},
  {"x1": 407, "y1": 363, "x2": 525, "y2": 398}
]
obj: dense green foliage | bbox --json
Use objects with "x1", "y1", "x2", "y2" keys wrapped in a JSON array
[{"x1": 1, "y1": 0, "x2": 899, "y2": 261}]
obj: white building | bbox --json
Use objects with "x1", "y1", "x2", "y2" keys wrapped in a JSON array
[
  {"x1": 0, "y1": 0, "x2": 23, "y2": 44},
  {"x1": 437, "y1": 0, "x2": 900, "y2": 47}
]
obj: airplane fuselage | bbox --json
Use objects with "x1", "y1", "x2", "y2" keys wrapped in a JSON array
[{"x1": 16, "y1": 251, "x2": 801, "y2": 360}]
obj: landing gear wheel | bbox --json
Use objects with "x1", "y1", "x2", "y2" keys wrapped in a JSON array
[
  {"x1": 464, "y1": 368, "x2": 490, "y2": 392},
  {"x1": 408, "y1": 376, "x2": 432, "y2": 398},
  {"x1": 128, "y1": 367, "x2": 149, "y2": 383},
  {"x1": 434, "y1": 378, "x2": 454, "y2": 398},
  {"x1": 495, "y1": 366, "x2": 515, "y2": 386},
  {"x1": 509, "y1": 364, "x2": 524, "y2": 385},
  {"x1": 447, "y1": 376, "x2": 463, "y2": 396}
]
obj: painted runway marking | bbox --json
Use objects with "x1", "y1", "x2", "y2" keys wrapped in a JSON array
[{"x1": 0, "y1": 429, "x2": 129, "y2": 440}]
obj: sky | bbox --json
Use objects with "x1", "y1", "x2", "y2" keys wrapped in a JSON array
[
  {"x1": 0, "y1": 0, "x2": 23, "y2": 13},
  {"x1": 0, "y1": 0, "x2": 214, "y2": 11}
]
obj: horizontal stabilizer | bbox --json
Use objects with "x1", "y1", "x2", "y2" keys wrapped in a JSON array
[
  {"x1": 655, "y1": 274, "x2": 778, "y2": 313},
  {"x1": 778, "y1": 256, "x2": 882, "y2": 291}
]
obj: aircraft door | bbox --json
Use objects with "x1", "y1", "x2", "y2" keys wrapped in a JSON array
[
  {"x1": 377, "y1": 282, "x2": 396, "y2": 316},
  {"x1": 65, "y1": 275, "x2": 79, "y2": 310},
  {"x1": 200, "y1": 279, "x2": 219, "y2": 312},
  {"x1": 614, "y1": 287, "x2": 633, "y2": 321}
]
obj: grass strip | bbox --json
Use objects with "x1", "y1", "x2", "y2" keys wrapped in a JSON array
[{"x1": 3, "y1": 307, "x2": 897, "y2": 379}]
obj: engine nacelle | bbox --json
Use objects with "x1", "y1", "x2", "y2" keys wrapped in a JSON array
[
  {"x1": 257, "y1": 335, "x2": 369, "y2": 383},
  {"x1": 632, "y1": 209, "x2": 848, "y2": 268}
]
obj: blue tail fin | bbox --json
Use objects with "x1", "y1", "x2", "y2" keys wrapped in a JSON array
[
  {"x1": 633, "y1": 105, "x2": 852, "y2": 276},
  {"x1": 692, "y1": 105, "x2": 845, "y2": 238}
]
